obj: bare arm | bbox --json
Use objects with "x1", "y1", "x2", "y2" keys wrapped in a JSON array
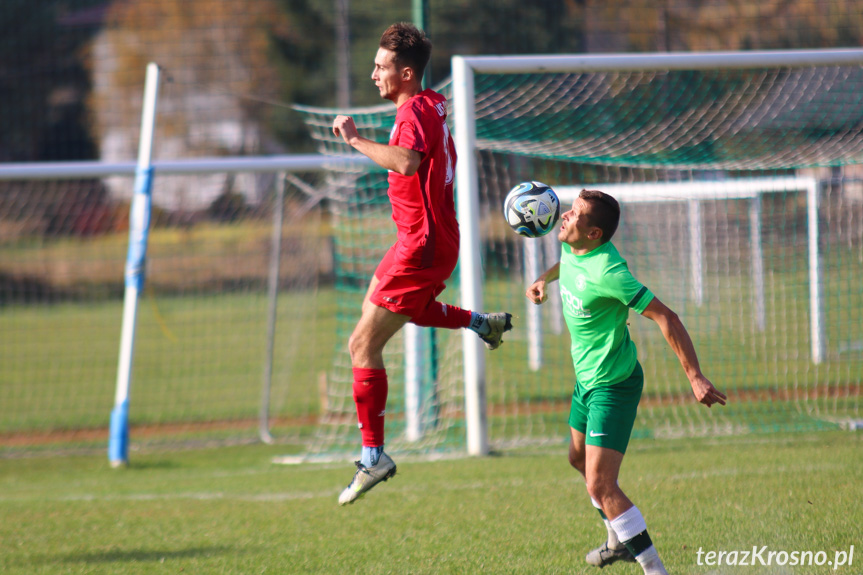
[
  {"x1": 333, "y1": 115, "x2": 421, "y2": 176},
  {"x1": 526, "y1": 262, "x2": 560, "y2": 305},
  {"x1": 640, "y1": 297, "x2": 727, "y2": 408}
]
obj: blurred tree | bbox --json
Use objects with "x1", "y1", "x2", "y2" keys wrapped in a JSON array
[
  {"x1": 88, "y1": 0, "x2": 317, "y2": 209},
  {"x1": 0, "y1": 0, "x2": 103, "y2": 161},
  {"x1": 4, "y1": 0, "x2": 863, "y2": 165},
  {"x1": 89, "y1": 0, "x2": 289, "y2": 158},
  {"x1": 342, "y1": 0, "x2": 586, "y2": 107},
  {"x1": 88, "y1": 0, "x2": 344, "y2": 156},
  {"x1": 682, "y1": 0, "x2": 863, "y2": 50},
  {"x1": 582, "y1": 0, "x2": 863, "y2": 53},
  {"x1": 268, "y1": 0, "x2": 334, "y2": 149},
  {"x1": 433, "y1": 0, "x2": 585, "y2": 63}
]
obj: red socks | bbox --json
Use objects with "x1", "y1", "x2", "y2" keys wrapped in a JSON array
[
  {"x1": 352, "y1": 367, "x2": 388, "y2": 446},
  {"x1": 411, "y1": 301, "x2": 472, "y2": 329},
  {"x1": 351, "y1": 303, "x2": 471, "y2": 446}
]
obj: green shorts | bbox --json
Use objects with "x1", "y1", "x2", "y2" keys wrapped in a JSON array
[{"x1": 568, "y1": 361, "x2": 644, "y2": 454}]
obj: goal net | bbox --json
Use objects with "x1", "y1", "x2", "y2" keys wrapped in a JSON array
[
  {"x1": 2, "y1": 50, "x2": 861, "y2": 459},
  {"x1": 0, "y1": 165, "x2": 335, "y2": 453},
  {"x1": 289, "y1": 100, "x2": 468, "y2": 460},
  {"x1": 452, "y1": 51, "x2": 863, "y2": 451},
  {"x1": 296, "y1": 50, "x2": 863, "y2": 457}
]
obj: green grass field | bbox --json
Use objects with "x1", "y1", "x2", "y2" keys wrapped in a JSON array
[
  {"x1": 1, "y1": 272, "x2": 861, "y2": 453},
  {"x1": 0, "y1": 290, "x2": 338, "y2": 433},
  {"x1": 2, "y1": 209, "x2": 861, "y2": 440},
  {"x1": 1, "y1": 431, "x2": 860, "y2": 574}
]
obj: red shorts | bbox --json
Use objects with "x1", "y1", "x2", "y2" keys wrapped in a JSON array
[{"x1": 370, "y1": 243, "x2": 458, "y2": 318}]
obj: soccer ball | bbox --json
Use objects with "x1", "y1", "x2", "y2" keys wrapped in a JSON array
[{"x1": 503, "y1": 181, "x2": 561, "y2": 238}]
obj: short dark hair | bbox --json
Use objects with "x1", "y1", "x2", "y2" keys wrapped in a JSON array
[
  {"x1": 379, "y1": 23, "x2": 432, "y2": 80},
  {"x1": 579, "y1": 189, "x2": 620, "y2": 243}
]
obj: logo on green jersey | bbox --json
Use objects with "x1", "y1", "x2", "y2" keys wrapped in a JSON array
[
  {"x1": 561, "y1": 284, "x2": 591, "y2": 318},
  {"x1": 575, "y1": 274, "x2": 587, "y2": 291}
]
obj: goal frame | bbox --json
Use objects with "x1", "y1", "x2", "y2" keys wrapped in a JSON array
[
  {"x1": 452, "y1": 48, "x2": 863, "y2": 456},
  {"x1": 0, "y1": 153, "x2": 375, "y2": 465}
]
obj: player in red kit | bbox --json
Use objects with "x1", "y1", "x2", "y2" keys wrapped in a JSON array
[{"x1": 332, "y1": 22, "x2": 512, "y2": 505}]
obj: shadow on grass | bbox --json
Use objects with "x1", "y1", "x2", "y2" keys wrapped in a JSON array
[{"x1": 57, "y1": 545, "x2": 237, "y2": 564}]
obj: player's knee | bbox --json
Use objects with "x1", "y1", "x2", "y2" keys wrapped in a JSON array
[
  {"x1": 349, "y1": 328, "x2": 385, "y2": 367},
  {"x1": 584, "y1": 477, "x2": 615, "y2": 504}
]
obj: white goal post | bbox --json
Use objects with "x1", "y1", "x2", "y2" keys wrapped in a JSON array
[
  {"x1": 0, "y1": 152, "x2": 375, "y2": 463},
  {"x1": 452, "y1": 49, "x2": 863, "y2": 456},
  {"x1": 0, "y1": 149, "x2": 375, "y2": 466},
  {"x1": 539, "y1": 178, "x2": 822, "y2": 364}
]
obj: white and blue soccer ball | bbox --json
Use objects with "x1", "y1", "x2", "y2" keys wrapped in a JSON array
[{"x1": 503, "y1": 181, "x2": 561, "y2": 238}]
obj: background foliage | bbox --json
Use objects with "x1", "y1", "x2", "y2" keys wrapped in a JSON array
[{"x1": 3, "y1": 0, "x2": 863, "y2": 162}]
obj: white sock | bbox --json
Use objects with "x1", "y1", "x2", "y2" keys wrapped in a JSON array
[
  {"x1": 634, "y1": 545, "x2": 667, "y2": 575},
  {"x1": 591, "y1": 497, "x2": 622, "y2": 549},
  {"x1": 608, "y1": 505, "x2": 647, "y2": 543},
  {"x1": 609, "y1": 506, "x2": 667, "y2": 575}
]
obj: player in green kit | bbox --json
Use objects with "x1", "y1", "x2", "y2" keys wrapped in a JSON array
[{"x1": 526, "y1": 190, "x2": 726, "y2": 574}]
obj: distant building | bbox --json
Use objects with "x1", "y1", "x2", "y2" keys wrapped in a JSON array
[{"x1": 88, "y1": 28, "x2": 271, "y2": 212}]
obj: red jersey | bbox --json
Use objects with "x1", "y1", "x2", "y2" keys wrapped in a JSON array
[{"x1": 387, "y1": 89, "x2": 459, "y2": 269}]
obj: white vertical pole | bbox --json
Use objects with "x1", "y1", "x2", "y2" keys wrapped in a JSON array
[
  {"x1": 524, "y1": 239, "x2": 543, "y2": 371},
  {"x1": 259, "y1": 174, "x2": 285, "y2": 445},
  {"x1": 807, "y1": 181, "x2": 825, "y2": 364},
  {"x1": 749, "y1": 195, "x2": 766, "y2": 331},
  {"x1": 404, "y1": 323, "x2": 424, "y2": 441},
  {"x1": 407, "y1": 9, "x2": 431, "y2": 439},
  {"x1": 452, "y1": 56, "x2": 488, "y2": 456},
  {"x1": 109, "y1": 63, "x2": 161, "y2": 467},
  {"x1": 544, "y1": 233, "x2": 563, "y2": 336},
  {"x1": 688, "y1": 199, "x2": 704, "y2": 306}
]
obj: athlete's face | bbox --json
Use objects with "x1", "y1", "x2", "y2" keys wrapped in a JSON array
[
  {"x1": 372, "y1": 48, "x2": 406, "y2": 102},
  {"x1": 558, "y1": 198, "x2": 602, "y2": 250}
]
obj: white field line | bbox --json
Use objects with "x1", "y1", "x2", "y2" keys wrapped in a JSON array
[{"x1": 0, "y1": 461, "x2": 852, "y2": 504}]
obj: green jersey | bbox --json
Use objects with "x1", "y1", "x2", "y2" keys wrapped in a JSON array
[{"x1": 559, "y1": 241, "x2": 654, "y2": 389}]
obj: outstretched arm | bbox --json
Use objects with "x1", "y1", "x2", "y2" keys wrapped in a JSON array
[
  {"x1": 526, "y1": 262, "x2": 560, "y2": 305},
  {"x1": 640, "y1": 297, "x2": 727, "y2": 408},
  {"x1": 332, "y1": 115, "x2": 421, "y2": 176}
]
